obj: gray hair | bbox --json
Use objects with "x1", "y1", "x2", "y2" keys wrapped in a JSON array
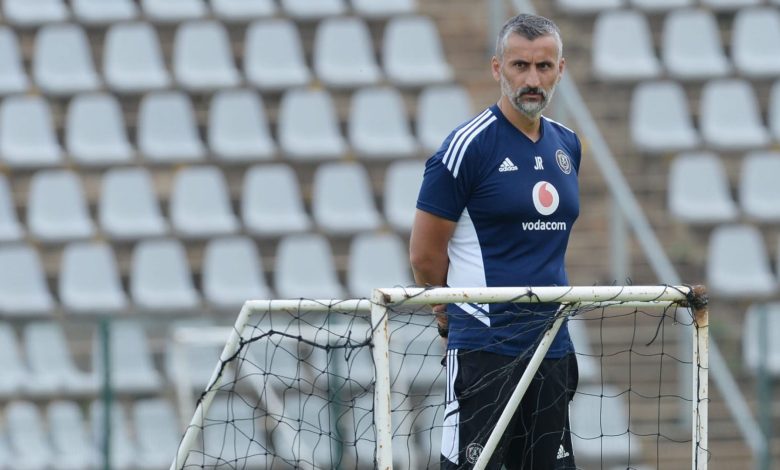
[{"x1": 495, "y1": 14, "x2": 563, "y2": 60}]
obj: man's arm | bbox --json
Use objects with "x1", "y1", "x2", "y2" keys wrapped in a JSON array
[{"x1": 410, "y1": 209, "x2": 457, "y2": 336}]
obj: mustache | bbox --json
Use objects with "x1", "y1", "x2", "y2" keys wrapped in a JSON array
[{"x1": 517, "y1": 87, "x2": 547, "y2": 98}]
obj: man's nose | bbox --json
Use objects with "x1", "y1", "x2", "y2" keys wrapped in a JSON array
[{"x1": 525, "y1": 68, "x2": 541, "y2": 88}]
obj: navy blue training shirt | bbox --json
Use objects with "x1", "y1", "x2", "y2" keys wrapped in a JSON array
[{"x1": 416, "y1": 104, "x2": 581, "y2": 357}]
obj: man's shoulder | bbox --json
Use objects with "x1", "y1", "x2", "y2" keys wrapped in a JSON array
[
  {"x1": 435, "y1": 107, "x2": 499, "y2": 177},
  {"x1": 542, "y1": 116, "x2": 578, "y2": 140}
]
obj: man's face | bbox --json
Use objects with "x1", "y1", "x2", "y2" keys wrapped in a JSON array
[{"x1": 492, "y1": 33, "x2": 564, "y2": 120}]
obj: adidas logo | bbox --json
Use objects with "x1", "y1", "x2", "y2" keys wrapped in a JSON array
[
  {"x1": 498, "y1": 157, "x2": 518, "y2": 172},
  {"x1": 556, "y1": 444, "x2": 570, "y2": 460}
]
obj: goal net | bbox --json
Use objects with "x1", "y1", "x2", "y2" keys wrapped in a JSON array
[{"x1": 169, "y1": 285, "x2": 708, "y2": 470}]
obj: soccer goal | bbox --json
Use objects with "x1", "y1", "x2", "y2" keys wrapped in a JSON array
[{"x1": 170, "y1": 285, "x2": 708, "y2": 470}]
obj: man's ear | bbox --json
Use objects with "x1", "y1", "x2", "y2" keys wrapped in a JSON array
[{"x1": 491, "y1": 56, "x2": 501, "y2": 81}]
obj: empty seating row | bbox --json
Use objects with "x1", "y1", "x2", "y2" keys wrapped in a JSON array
[
  {"x1": 0, "y1": 232, "x2": 414, "y2": 316},
  {"x1": 0, "y1": 398, "x2": 179, "y2": 470},
  {"x1": 0, "y1": 16, "x2": 450, "y2": 96},
  {"x1": 557, "y1": 0, "x2": 775, "y2": 14},
  {"x1": 593, "y1": 7, "x2": 780, "y2": 81},
  {"x1": 631, "y1": 79, "x2": 780, "y2": 153},
  {"x1": 706, "y1": 224, "x2": 780, "y2": 298},
  {"x1": 1, "y1": 0, "x2": 414, "y2": 26},
  {"x1": 0, "y1": 86, "x2": 471, "y2": 166},
  {"x1": 0, "y1": 162, "x2": 423, "y2": 243},
  {"x1": 668, "y1": 151, "x2": 780, "y2": 224}
]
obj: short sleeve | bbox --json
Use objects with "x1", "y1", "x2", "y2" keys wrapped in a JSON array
[{"x1": 416, "y1": 135, "x2": 477, "y2": 222}]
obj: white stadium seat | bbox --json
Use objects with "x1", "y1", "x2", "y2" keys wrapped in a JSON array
[
  {"x1": 133, "y1": 399, "x2": 182, "y2": 470},
  {"x1": 743, "y1": 303, "x2": 780, "y2": 376},
  {"x1": 169, "y1": 166, "x2": 239, "y2": 238},
  {"x1": 202, "y1": 236, "x2": 271, "y2": 310},
  {"x1": 314, "y1": 17, "x2": 381, "y2": 89},
  {"x1": 701, "y1": 0, "x2": 762, "y2": 11},
  {"x1": 384, "y1": 159, "x2": 424, "y2": 232},
  {"x1": 33, "y1": 23, "x2": 100, "y2": 96},
  {"x1": 417, "y1": 85, "x2": 474, "y2": 153},
  {"x1": 3, "y1": 0, "x2": 68, "y2": 26},
  {"x1": 90, "y1": 401, "x2": 138, "y2": 470},
  {"x1": 555, "y1": 0, "x2": 624, "y2": 14},
  {"x1": 349, "y1": 86, "x2": 417, "y2": 159},
  {"x1": 140, "y1": 0, "x2": 207, "y2": 23},
  {"x1": 383, "y1": 15, "x2": 453, "y2": 87},
  {"x1": 103, "y1": 22, "x2": 171, "y2": 93},
  {"x1": 592, "y1": 10, "x2": 660, "y2": 82},
  {"x1": 732, "y1": 7, "x2": 780, "y2": 79},
  {"x1": 0, "y1": 174, "x2": 23, "y2": 243},
  {"x1": 208, "y1": 88, "x2": 275, "y2": 162},
  {"x1": 311, "y1": 162, "x2": 382, "y2": 235},
  {"x1": 27, "y1": 170, "x2": 95, "y2": 243},
  {"x1": 244, "y1": 19, "x2": 310, "y2": 91},
  {"x1": 71, "y1": 0, "x2": 137, "y2": 25},
  {"x1": 630, "y1": 81, "x2": 699, "y2": 154},
  {"x1": 211, "y1": 0, "x2": 276, "y2": 20},
  {"x1": 662, "y1": 9, "x2": 731, "y2": 81},
  {"x1": 47, "y1": 401, "x2": 101, "y2": 470},
  {"x1": 173, "y1": 20, "x2": 240, "y2": 92},
  {"x1": 0, "y1": 95, "x2": 62, "y2": 168},
  {"x1": 0, "y1": 323, "x2": 30, "y2": 397},
  {"x1": 347, "y1": 232, "x2": 413, "y2": 298},
  {"x1": 59, "y1": 242, "x2": 127, "y2": 314},
  {"x1": 667, "y1": 152, "x2": 738, "y2": 224},
  {"x1": 24, "y1": 322, "x2": 98, "y2": 396},
  {"x1": 0, "y1": 27, "x2": 28, "y2": 95},
  {"x1": 5, "y1": 402, "x2": 54, "y2": 469},
  {"x1": 771, "y1": 80, "x2": 780, "y2": 143},
  {"x1": 0, "y1": 245, "x2": 55, "y2": 317},
  {"x1": 93, "y1": 322, "x2": 163, "y2": 394},
  {"x1": 699, "y1": 79, "x2": 770, "y2": 151},
  {"x1": 351, "y1": 0, "x2": 415, "y2": 18},
  {"x1": 241, "y1": 163, "x2": 312, "y2": 236},
  {"x1": 99, "y1": 167, "x2": 168, "y2": 240},
  {"x1": 280, "y1": 0, "x2": 346, "y2": 20},
  {"x1": 130, "y1": 238, "x2": 200, "y2": 312},
  {"x1": 66, "y1": 93, "x2": 134, "y2": 166},
  {"x1": 739, "y1": 151, "x2": 780, "y2": 222},
  {"x1": 137, "y1": 91, "x2": 206, "y2": 163},
  {"x1": 707, "y1": 224, "x2": 776, "y2": 298},
  {"x1": 629, "y1": 0, "x2": 693, "y2": 11},
  {"x1": 274, "y1": 234, "x2": 345, "y2": 299},
  {"x1": 278, "y1": 88, "x2": 346, "y2": 161}
]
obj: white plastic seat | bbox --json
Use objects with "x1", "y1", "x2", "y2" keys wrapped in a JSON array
[
  {"x1": 5, "y1": 402, "x2": 54, "y2": 469},
  {"x1": 3, "y1": 0, "x2": 68, "y2": 26},
  {"x1": 348, "y1": 232, "x2": 413, "y2": 298},
  {"x1": 314, "y1": 17, "x2": 381, "y2": 89},
  {"x1": 89, "y1": 401, "x2": 137, "y2": 470},
  {"x1": 771, "y1": 80, "x2": 780, "y2": 143},
  {"x1": 130, "y1": 238, "x2": 200, "y2": 312},
  {"x1": 0, "y1": 174, "x2": 23, "y2": 242},
  {"x1": 27, "y1": 170, "x2": 95, "y2": 243},
  {"x1": 278, "y1": 88, "x2": 346, "y2": 161},
  {"x1": 59, "y1": 242, "x2": 128, "y2": 314},
  {"x1": 133, "y1": 399, "x2": 182, "y2": 470},
  {"x1": 0, "y1": 323, "x2": 28, "y2": 397},
  {"x1": 93, "y1": 322, "x2": 163, "y2": 394},
  {"x1": 311, "y1": 162, "x2": 382, "y2": 235},
  {"x1": 0, "y1": 27, "x2": 28, "y2": 95},
  {"x1": 196, "y1": 397, "x2": 267, "y2": 468},
  {"x1": 244, "y1": 19, "x2": 310, "y2": 91},
  {"x1": 173, "y1": 20, "x2": 240, "y2": 92},
  {"x1": 33, "y1": 23, "x2": 100, "y2": 96},
  {"x1": 66, "y1": 93, "x2": 134, "y2": 166},
  {"x1": 47, "y1": 401, "x2": 100, "y2": 470},
  {"x1": 662, "y1": 9, "x2": 731, "y2": 81},
  {"x1": 24, "y1": 322, "x2": 98, "y2": 396},
  {"x1": 0, "y1": 245, "x2": 55, "y2": 317},
  {"x1": 732, "y1": 7, "x2": 780, "y2": 79},
  {"x1": 592, "y1": 10, "x2": 660, "y2": 82},
  {"x1": 701, "y1": 0, "x2": 762, "y2": 10},
  {"x1": 72, "y1": 0, "x2": 138, "y2": 24},
  {"x1": 0, "y1": 95, "x2": 62, "y2": 168},
  {"x1": 98, "y1": 167, "x2": 168, "y2": 240},
  {"x1": 389, "y1": 316, "x2": 445, "y2": 391},
  {"x1": 555, "y1": 0, "x2": 624, "y2": 13},
  {"x1": 103, "y1": 22, "x2": 171, "y2": 93},
  {"x1": 384, "y1": 159, "x2": 424, "y2": 233},
  {"x1": 383, "y1": 15, "x2": 453, "y2": 87},
  {"x1": 241, "y1": 163, "x2": 312, "y2": 236},
  {"x1": 567, "y1": 318, "x2": 600, "y2": 383},
  {"x1": 667, "y1": 152, "x2": 738, "y2": 224},
  {"x1": 203, "y1": 236, "x2": 271, "y2": 310},
  {"x1": 629, "y1": 0, "x2": 692, "y2": 11},
  {"x1": 570, "y1": 385, "x2": 641, "y2": 464},
  {"x1": 274, "y1": 234, "x2": 345, "y2": 299},
  {"x1": 271, "y1": 394, "x2": 337, "y2": 468},
  {"x1": 164, "y1": 323, "x2": 224, "y2": 391},
  {"x1": 630, "y1": 81, "x2": 699, "y2": 154},
  {"x1": 211, "y1": 0, "x2": 275, "y2": 20},
  {"x1": 170, "y1": 166, "x2": 239, "y2": 238},
  {"x1": 739, "y1": 152, "x2": 780, "y2": 222},
  {"x1": 351, "y1": 0, "x2": 415, "y2": 18},
  {"x1": 137, "y1": 91, "x2": 206, "y2": 163},
  {"x1": 417, "y1": 85, "x2": 473, "y2": 154},
  {"x1": 743, "y1": 303, "x2": 780, "y2": 376},
  {"x1": 140, "y1": 0, "x2": 207, "y2": 22},
  {"x1": 280, "y1": 0, "x2": 345, "y2": 20},
  {"x1": 699, "y1": 79, "x2": 770, "y2": 151},
  {"x1": 208, "y1": 89, "x2": 275, "y2": 162},
  {"x1": 707, "y1": 224, "x2": 776, "y2": 298},
  {"x1": 349, "y1": 87, "x2": 417, "y2": 159}
]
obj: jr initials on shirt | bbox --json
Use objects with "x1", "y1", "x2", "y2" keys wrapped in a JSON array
[{"x1": 534, "y1": 155, "x2": 544, "y2": 170}]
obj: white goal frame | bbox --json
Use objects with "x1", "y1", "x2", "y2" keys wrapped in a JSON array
[{"x1": 170, "y1": 285, "x2": 708, "y2": 470}]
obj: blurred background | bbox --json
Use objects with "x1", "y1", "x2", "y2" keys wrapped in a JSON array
[{"x1": 0, "y1": 0, "x2": 778, "y2": 468}]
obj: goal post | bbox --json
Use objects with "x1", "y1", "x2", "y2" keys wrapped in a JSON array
[{"x1": 170, "y1": 285, "x2": 708, "y2": 470}]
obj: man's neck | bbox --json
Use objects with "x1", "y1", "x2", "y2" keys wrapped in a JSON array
[{"x1": 498, "y1": 96, "x2": 542, "y2": 142}]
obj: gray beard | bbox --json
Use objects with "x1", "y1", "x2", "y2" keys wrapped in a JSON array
[{"x1": 501, "y1": 76, "x2": 555, "y2": 121}]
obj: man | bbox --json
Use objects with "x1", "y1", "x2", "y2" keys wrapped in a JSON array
[{"x1": 410, "y1": 13, "x2": 580, "y2": 470}]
